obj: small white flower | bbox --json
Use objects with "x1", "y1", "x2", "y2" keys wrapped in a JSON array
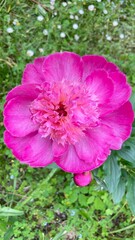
[
  {"x1": 54, "y1": 11, "x2": 57, "y2": 16},
  {"x1": 10, "y1": 175, "x2": 14, "y2": 179},
  {"x1": 119, "y1": 33, "x2": 125, "y2": 39},
  {"x1": 13, "y1": 19, "x2": 19, "y2": 25},
  {"x1": 27, "y1": 50, "x2": 34, "y2": 57},
  {"x1": 79, "y1": 9, "x2": 84, "y2": 15},
  {"x1": 37, "y1": 15, "x2": 44, "y2": 21},
  {"x1": 78, "y1": 234, "x2": 82, "y2": 239},
  {"x1": 7, "y1": 27, "x2": 14, "y2": 33},
  {"x1": 50, "y1": 0, "x2": 55, "y2": 5},
  {"x1": 43, "y1": 29, "x2": 48, "y2": 35},
  {"x1": 73, "y1": 23, "x2": 78, "y2": 29},
  {"x1": 70, "y1": 14, "x2": 74, "y2": 19},
  {"x1": 57, "y1": 24, "x2": 62, "y2": 29},
  {"x1": 39, "y1": 48, "x2": 44, "y2": 53},
  {"x1": 103, "y1": 9, "x2": 108, "y2": 14},
  {"x1": 97, "y1": 0, "x2": 101, "y2": 2},
  {"x1": 62, "y1": 2, "x2": 67, "y2": 7},
  {"x1": 70, "y1": 210, "x2": 76, "y2": 216},
  {"x1": 88, "y1": 5, "x2": 95, "y2": 11},
  {"x1": 60, "y1": 32, "x2": 66, "y2": 38},
  {"x1": 50, "y1": 5, "x2": 54, "y2": 10},
  {"x1": 74, "y1": 34, "x2": 80, "y2": 41},
  {"x1": 106, "y1": 34, "x2": 112, "y2": 41},
  {"x1": 113, "y1": 20, "x2": 118, "y2": 27}
]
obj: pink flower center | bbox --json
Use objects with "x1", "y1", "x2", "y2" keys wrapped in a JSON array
[{"x1": 30, "y1": 82, "x2": 99, "y2": 145}]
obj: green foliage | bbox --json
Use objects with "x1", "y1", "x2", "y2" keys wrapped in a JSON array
[{"x1": 0, "y1": 0, "x2": 135, "y2": 239}]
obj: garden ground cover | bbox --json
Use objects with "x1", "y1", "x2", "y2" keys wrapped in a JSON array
[{"x1": 0, "y1": 0, "x2": 135, "y2": 239}]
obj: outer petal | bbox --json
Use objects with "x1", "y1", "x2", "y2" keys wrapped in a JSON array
[
  {"x1": 101, "y1": 101, "x2": 134, "y2": 142},
  {"x1": 4, "y1": 97, "x2": 38, "y2": 137},
  {"x1": 82, "y1": 55, "x2": 119, "y2": 81},
  {"x1": 6, "y1": 84, "x2": 40, "y2": 102},
  {"x1": 42, "y1": 52, "x2": 83, "y2": 83},
  {"x1": 86, "y1": 70, "x2": 114, "y2": 104},
  {"x1": 22, "y1": 57, "x2": 45, "y2": 84},
  {"x1": 4, "y1": 131, "x2": 53, "y2": 167},
  {"x1": 55, "y1": 145, "x2": 92, "y2": 174},
  {"x1": 109, "y1": 72, "x2": 132, "y2": 110},
  {"x1": 75, "y1": 126, "x2": 112, "y2": 168}
]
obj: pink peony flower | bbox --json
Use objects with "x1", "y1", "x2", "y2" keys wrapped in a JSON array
[{"x1": 3, "y1": 52, "x2": 134, "y2": 186}]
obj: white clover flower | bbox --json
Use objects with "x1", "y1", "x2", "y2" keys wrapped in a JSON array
[
  {"x1": 74, "y1": 34, "x2": 80, "y2": 41},
  {"x1": 88, "y1": 5, "x2": 95, "y2": 11},
  {"x1": 70, "y1": 14, "x2": 74, "y2": 19},
  {"x1": 43, "y1": 29, "x2": 48, "y2": 35},
  {"x1": 50, "y1": 5, "x2": 54, "y2": 10},
  {"x1": 79, "y1": 9, "x2": 84, "y2": 15},
  {"x1": 106, "y1": 34, "x2": 112, "y2": 41},
  {"x1": 27, "y1": 50, "x2": 34, "y2": 57},
  {"x1": 62, "y1": 2, "x2": 67, "y2": 7},
  {"x1": 113, "y1": 20, "x2": 118, "y2": 27},
  {"x1": 57, "y1": 24, "x2": 62, "y2": 29},
  {"x1": 54, "y1": 11, "x2": 57, "y2": 16},
  {"x1": 7, "y1": 27, "x2": 14, "y2": 33},
  {"x1": 119, "y1": 33, "x2": 125, "y2": 39},
  {"x1": 50, "y1": 0, "x2": 55, "y2": 5},
  {"x1": 39, "y1": 48, "x2": 44, "y2": 53},
  {"x1": 37, "y1": 15, "x2": 44, "y2": 21},
  {"x1": 13, "y1": 19, "x2": 19, "y2": 25},
  {"x1": 75, "y1": 15, "x2": 79, "y2": 20},
  {"x1": 73, "y1": 23, "x2": 78, "y2": 29},
  {"x1": 103, "y1": 9, "x2": 108, "y2": 14},
  {"x1": 60, "y1": 32, "x2": 66, "y2": 38}
]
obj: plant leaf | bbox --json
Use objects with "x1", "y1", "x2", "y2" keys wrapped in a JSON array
[
  {"x1": 118, "y1": 137, "x2": 135, "y2": 167},
  {"x1": 126, "y1": 175, "x2": 135, "y2": 215},
  {"x1": 103, "y1": 154, "x2": 121, "y2": 193},
  {"x1": 0, "y1": 207, "x2": 24, "y2": 217},
  {"x1": 112, "y1": 176, "x2": 126, "y2": 204}
]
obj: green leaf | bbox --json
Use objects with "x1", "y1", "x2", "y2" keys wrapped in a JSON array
[
  {"x1": 46, "y1": 163, "x2": 59, "y2": 169},
  {"x1": 126, "y1": 175, "x2": 135, "y2": 215},
  {"x1": 112, "y1": 176, "x2": 126, "y2": 204},
  {"x1": 130, "y1": 92, "x2": 135, "y2": 111},
  {"x1": 0, "y1": 207, "x2": 24, "y2": 217},
  {"x1": 118, "y1": 137, "x2": 135, "y2": 167},
  {"x1": 4, "y1": 227, "x2": 14, "y2": 240},
  {"x1": 0, "y1": 219, "x2": 7, "y2": 232},
  {"x1": 94, "y1": 197, "x2": 105, "y2": 211},
  {"x1": 103, "y1": 154, "x2": 121, "y2": 193},
  {"x1": 78, "y1": 194, "x2": 88, "y2": 207},
  {"x1": 38, "y1": 4, "x2": 47, "y2": 16}
]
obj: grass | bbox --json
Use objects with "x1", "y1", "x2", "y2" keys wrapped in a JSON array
[{"x1": 0, "y1": 0, "x2": 135, "y2": 239}]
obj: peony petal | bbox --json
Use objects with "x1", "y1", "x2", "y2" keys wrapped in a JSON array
[
  {"x1": 4, "y1": 131, "x2": 53, "y2": 167},
  {"x1": 55, "y1": 145, "x2": 92, "y2": 174},
  {"x1": 4, "y1": 97, "x2": 38, "y2": 137},
  {"x1": 6, "y1": 84, "x2": 40, "y2": 102},
  {"x1": 73, "y1": 171, "x2": 92, "y2": 187},
  {"x1": 52, "y1": 141, "x2": 68, "y2": 157},
  {"x1": 109, "y1": 71, "x2": 132, "y2": 109},
  {"x1": 22, "y1": 57, "x2": 46, "y2": 84},
  {"x1": 75, "y1": 126, "x2": 112, "y2": 167},
  {"x1": 82, "y1": 55, "x2": 107, "y2": 80},
  {"x1": 86, "y1": 70, "x2": 114, "y2": 104},
  {"x1": 101, "y1": 101, "x2": 134, "y2": 142},
  {"x1": 42, "y1": 52, "x2": 83, "y2": 83},
  {"x1": 82, "y1": 55, "x2": 119, "y2": 81}
]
